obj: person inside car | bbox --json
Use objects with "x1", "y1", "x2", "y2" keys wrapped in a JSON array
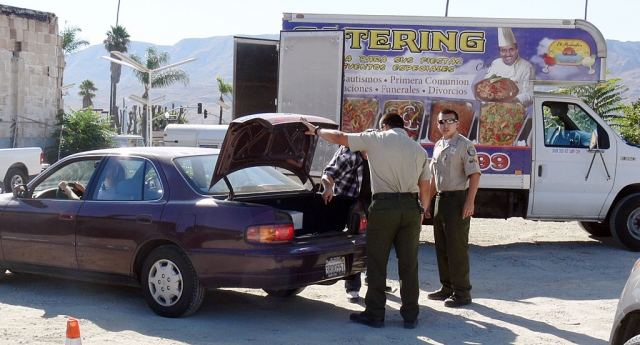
[{"x1": 96, "y1": 161, "x2": 126, "y2": 200}]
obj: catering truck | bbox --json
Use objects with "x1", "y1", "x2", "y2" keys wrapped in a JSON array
[{"x1": 232, "y1": 13, "x2": 640, "y2": 251}]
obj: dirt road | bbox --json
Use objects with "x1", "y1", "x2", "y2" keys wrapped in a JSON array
[{"x1": 0, "y1": 218, "x2": 635, "y2": 344}]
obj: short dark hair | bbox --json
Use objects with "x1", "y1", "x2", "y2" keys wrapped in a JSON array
[
  {"x1": 439, "y1": 108, "x2": 459, "y2": 121},
  {"x1": 379, "y1": 113, "x2": 404, "y2": 129}
]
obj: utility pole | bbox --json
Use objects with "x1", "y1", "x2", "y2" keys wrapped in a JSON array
[
  {"x1": 584, "y1": 0, "x2": 588, "y2": 20},
  {"x1": 219, "y1": 95, "x2": 224, "y2": 125}
]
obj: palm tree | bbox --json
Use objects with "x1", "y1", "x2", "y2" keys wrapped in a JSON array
[
  {"x1": 129, "y1": 45, "x2": 190, "y2": 139},
  {"x1": 104, "y1": 25, "x2": 131, "y2": 133},
  {"x1": 61, "y1": 25, "x2": 89, "y2": 56},
  {"x1": 613, "y1": 100, "x2": 640, "y2": 145},
  {"x1": 555, "y1": 78, "x2": 628, "y2": 119},
  {"x1": 216, "y1": 76, "x2": 233, "y2": 124},
  {"x1": 78, "y1": 79, "x2": 98, "y2": 108}
]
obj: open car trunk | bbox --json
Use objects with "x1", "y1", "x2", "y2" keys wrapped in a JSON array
[{"x1": 232, "y1": 192, "x2": 367, "y2": 237}]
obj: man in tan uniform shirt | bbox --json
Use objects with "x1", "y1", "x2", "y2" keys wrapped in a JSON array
[
  {"x1": 428, "y1": 109, "x2": 481, "y2": 307},
  {"x1": 301, "y1": 113, "x2": 430, "y2": 329}
]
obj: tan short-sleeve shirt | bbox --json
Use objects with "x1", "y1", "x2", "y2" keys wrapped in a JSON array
[
  {"x1": 348, "y1": 128, "x2": 430, "y2": 194},
  {"x1": 430, "y1": 132, "x2": 481, "y2": 192}
]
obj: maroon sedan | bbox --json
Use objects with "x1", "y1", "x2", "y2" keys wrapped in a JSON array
[{"x1": 0, "y1": 114, "x2": 367, "y2": 317}]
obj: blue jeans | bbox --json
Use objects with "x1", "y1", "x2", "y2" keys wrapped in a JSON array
[{"x1": 345, "y1": 272, "x2": 362, "y2": 292}]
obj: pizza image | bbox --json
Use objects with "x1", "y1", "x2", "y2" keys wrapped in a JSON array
[
  {"x1": 342, "y1": 98, "x2": 379, "y2": 133},
  {"x1": 474, "y1": 75, "x2": 519, "y2": 102},
  {"x1": 478, "y1": 102, "x2": 526, "y2": 145}
]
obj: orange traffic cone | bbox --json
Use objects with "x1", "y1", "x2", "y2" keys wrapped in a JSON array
[{"x1": 65, "y1": 318, "x2": 82, "y2": 345}]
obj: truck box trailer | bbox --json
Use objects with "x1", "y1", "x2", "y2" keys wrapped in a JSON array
[
  {"x1": 163, "y1": 124, "x2": 229, "y2": 148},
  {"x1": 233, "y1": 13, "x2": 640, "y2": 251}
]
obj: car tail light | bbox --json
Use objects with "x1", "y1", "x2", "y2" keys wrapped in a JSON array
[
  {"x1": 358, "y1": 214, "x2": 367, "y2": 235},
  {"x1": 349, "y1": 211, "x2": 367, "y2": 235},
  {"x1": 40, "y1": 152, "x2": 44, "y2": 164},
  {"x1": 246, "y1": 223, "x2": 294, "y2": 243}
]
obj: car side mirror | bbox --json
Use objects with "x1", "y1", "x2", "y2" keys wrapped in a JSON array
[
  {"x1": 589, "y1": 130, "x2": 599, "y2": 151},
  {"x1": 12, "y1": 184, "x2": 28, "y2": 198}
]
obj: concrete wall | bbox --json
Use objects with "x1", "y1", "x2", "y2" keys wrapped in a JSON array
[{"x1": 0, "y1": 5, "x2": 64, "y2": 153}]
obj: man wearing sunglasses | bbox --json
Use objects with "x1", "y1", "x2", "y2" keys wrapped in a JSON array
[{"x1": 427, "y1": 109, "x2": 481, "y2": 308}]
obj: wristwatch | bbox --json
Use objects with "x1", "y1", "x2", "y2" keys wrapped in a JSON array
[{"x1": 314, "y1": 126, "x2": 322, "y2": 135}]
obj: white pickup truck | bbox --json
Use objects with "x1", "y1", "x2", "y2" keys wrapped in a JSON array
[{"x1": 0, "y1": 147, "x2": 45, "y2": 193}]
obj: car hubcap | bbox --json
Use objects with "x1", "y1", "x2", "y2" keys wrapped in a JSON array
[
  {"x1": 629, "y1": 208, "x2": 640, "y2": 240},
  {"x1": 148, "y1": 259, "x2": 183, "y2": 307}
]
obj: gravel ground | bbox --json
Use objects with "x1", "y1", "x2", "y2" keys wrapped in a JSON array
[{"x1": 0, "y1": 218, "x2": 636, "y2": 344}]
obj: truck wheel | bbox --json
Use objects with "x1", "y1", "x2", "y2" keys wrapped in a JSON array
[
  {"x1": 263, "y1": 287, "x2": 306, "y2": 297},
  {"x1": 610, "y1": 193, "x2": 640, "y2": 251},
  {"x1": 578, "y1": 221, "x2": 611, "y2": 237},
  {"x1": 141, "y1": 245, "x2": 205, "y2": 318},
  {"x1": 624, "y1": 334, "x2": 640, "y2": 345},
  {"x1": 4, "y1": 168, "x2": 27, "y2": 193}
]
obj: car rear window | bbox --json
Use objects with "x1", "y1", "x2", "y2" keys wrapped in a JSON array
[{"x1": 173, "y1": 154, "x2": 305, "y2": 195}]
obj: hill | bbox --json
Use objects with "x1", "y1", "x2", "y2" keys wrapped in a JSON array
[{"x1": 63, "y1": 36, "x2": 640, "y2": 125}]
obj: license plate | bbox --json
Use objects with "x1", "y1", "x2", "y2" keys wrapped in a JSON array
[{"x1": 325, "y1": 256, "x2": 346, "y2": 278}]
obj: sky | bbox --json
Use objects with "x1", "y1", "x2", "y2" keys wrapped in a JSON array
[{"x1": 2, "y1": 0, "x2": 639, "y2": 46}]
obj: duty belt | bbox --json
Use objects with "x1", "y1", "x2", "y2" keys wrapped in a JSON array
[
  {"x1": 436, "y1": 190, "x2": 468, "y2": 198},
  {"x1": 372, "y1": 192, "x2": 418, "y2": 200}
]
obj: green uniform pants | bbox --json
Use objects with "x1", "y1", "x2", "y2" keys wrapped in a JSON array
[
  {"x1": 433, "y1": 193, "x2": 472, "y2": 298},
  {"x1": 364, "y1": 198, "x2": 422, "y2": 321}
]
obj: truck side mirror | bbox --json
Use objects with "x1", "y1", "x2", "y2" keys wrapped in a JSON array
[
  {"x1": 12, "y1": 184, "x2": 28, "y2": 198},
  {"x1": 589, "y1": 130, "x2": 599, "y2": 151}
]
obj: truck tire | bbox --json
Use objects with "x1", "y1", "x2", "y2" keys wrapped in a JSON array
[
  {"x1": 578, "y1": 221, "x2": 612, "y2": 237},
  {"x1": 624, "y1": 334, "x2": 640, "y2": 345},
  {"x1": 610, "y1": 193, "x2": 640, "y2": 251},
  {"x1": 4, "y1": 168, "x2": 27, "y2": 193}
]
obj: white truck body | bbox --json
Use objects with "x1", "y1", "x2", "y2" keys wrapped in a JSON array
[
  {"x1": 163, "y1": 124, "x2": 229, "y2": 148},
  {"x1": 112, "y1": 134, "x2": 145, "y2": 148},
  {"x1": 232, "y1": 13, "x2": 640, "y2": 250},
  {"x1": 0, "y1": 147, "x2": 44, "y2": 193}
]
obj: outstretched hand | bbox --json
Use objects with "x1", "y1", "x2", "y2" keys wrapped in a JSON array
[{"x1": 300, "y1": 117, "x2": 316, "y2": 135}]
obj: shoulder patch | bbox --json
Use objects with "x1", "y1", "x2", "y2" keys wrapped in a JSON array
[{"x1": 467, "y1": 148, "x2": 477, "y2": 156}]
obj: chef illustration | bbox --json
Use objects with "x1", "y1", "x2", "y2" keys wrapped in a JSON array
[{"x1": 485, "y1": 27, "x2": 536, "y2": 108}]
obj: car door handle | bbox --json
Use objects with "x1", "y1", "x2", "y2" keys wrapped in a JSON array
[
  {"x1": 136, "y1": 215, "x2": 153, "y2": 224},
  {"x1": 60, "y1": 213, "x2": 74, "y2": 220},
  {"x1": 538, "y1": 165, "x2": 542, "y2": 177}
]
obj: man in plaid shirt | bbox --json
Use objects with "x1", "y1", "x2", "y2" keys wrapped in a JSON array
[{"x1": 322, "y1": 145, "x2": 371, "y2": 303}]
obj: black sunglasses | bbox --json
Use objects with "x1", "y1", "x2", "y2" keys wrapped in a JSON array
[{"x1": 438, "y1": 118, "x2": 458, "y2": 124}]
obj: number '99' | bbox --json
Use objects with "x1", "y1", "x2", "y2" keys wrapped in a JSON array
[{"x1": 477, "y1": 153, "x2": 510, "y2": 171}]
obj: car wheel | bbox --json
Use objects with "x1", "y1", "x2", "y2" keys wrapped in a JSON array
[
  {"x1": 4, "y1": 168, "x2": 26, "y2": 193},
  {"x1": 578, "y1": 221, "x2": 612, "y2": 237},
  {"x1": 624, "y1": 334, "x2": 640, "y2": 345},
  {"x1": 611, "y1": 193, "x2": 640, "y2": 251},
  {"x1": 263, "y1": 287, "x2": 306, "y2": 298},
  {"x1": 141, "y1": 245, "x2": 205, "y2": 318}
]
